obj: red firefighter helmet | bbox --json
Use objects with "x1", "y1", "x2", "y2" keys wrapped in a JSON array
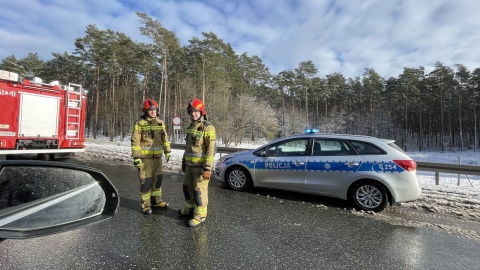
[
  {"x1": 187, "y1": 98, "x2": 207, "y2": 119},
  {"x1": 142, "y1": 99, "x2": 159, "y2": 113}
]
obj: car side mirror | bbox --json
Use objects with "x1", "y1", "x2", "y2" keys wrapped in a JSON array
[
  {"x1": 261, "y1": 150, "x2": 267, "y2": 157},
  {"x1": 0, "y1": 160, "x2": 119, "y2": 239}
]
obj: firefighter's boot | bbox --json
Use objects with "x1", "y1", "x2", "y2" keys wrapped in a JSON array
[
  {"x1": 151, "y1": 196, "x2": 169, "y2": 208},
  {"x1": 187, "y1": 184, "x2": 208, "y2": 227},
  {"x1": 141, "y1": 194, "x2": 152, "y2": 215},
  {"x1": 142, "y1": 207, "x2": 152, "y2": 215},
  {"x1": 152, "y1": 201, "x2": 169, "y2": 208},
  {"x1": 187, "y1": 215, "x2": 206, "y2": 227},
  {"x1": 178, "y1": 207, "x2": 194, "y2": 218}
]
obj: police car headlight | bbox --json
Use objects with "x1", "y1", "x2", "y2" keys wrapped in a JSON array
[{"x1": 219, "y1": 156, "x2": 232, "y2": 163}]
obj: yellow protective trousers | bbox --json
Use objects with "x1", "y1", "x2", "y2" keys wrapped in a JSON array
[
  {"x1": 138, "y1": 158, "x2": 164, "y2": 209},
  {"x1": 182, "y1": 166, "x2": 209, "y2": 220}
]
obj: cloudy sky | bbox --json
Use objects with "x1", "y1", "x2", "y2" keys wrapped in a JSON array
[{"x1": 1, "y1": 0, "x2": 479, "y2": 78}]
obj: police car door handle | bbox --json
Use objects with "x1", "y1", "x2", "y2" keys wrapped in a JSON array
[
  {"x1": 345, "y1": 162, "x2": 360, "y2": 167},
  {"x1": 294, "y1": 161, "x2": 305, "y2": 166}
]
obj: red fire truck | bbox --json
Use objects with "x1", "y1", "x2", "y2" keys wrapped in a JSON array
[{"x1": 0, "y1": 70, "x2": 86, "y2": 160}]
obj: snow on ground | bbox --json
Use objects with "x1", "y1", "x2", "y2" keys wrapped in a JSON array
[{"x1": 77, "y1": 138, "x2": 480, "y2": 239}]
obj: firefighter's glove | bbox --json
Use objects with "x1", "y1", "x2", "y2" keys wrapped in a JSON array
[
  {"x1": 202, "y1": 170, "x2": 211, "y2": 180},
  {"x1": 182, "y1": 163, "x2": 186, "y2": 173},
  {"x1": 133, "y1": 158, "x2": 143, "y2": 168},
  {"x1": 165, "y1": 153, "x2": 171, "y2": 162}
]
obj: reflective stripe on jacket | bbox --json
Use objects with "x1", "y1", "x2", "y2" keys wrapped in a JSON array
[
  {"x1": 131, "y1": 115, "x2": 171, "y2": 158},
  {"x1": 183, "y1": 117, "x2": 216, "y2": 170}
]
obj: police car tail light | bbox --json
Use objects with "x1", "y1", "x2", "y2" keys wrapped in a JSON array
[{"x1": 393, "y1": 160, "x2": 417, "y2": 172}]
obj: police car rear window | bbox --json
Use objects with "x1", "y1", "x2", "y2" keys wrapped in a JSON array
[
  {"x1": 349, "y1": 141, "x2": 386, "y2": 155},
  {"x1": 387, "y1": 142, "x2": 406, "y2": 154}
]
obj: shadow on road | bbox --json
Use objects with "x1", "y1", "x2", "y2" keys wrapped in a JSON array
[
  {"x1": 217, "y1": 183, "x2": 353, "y2": 210},
  {"x1": 119, "y1": 196, "x2": 193, "y2": 226}
]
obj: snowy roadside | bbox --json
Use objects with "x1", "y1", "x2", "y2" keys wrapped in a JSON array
[{"x1": 78, "y1": 139, "x2": 480, "y2": 240}]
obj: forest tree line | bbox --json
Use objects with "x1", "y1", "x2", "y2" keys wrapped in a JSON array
[{"x1": 1, "y1": 12, "x2": 480, "y2": 151}]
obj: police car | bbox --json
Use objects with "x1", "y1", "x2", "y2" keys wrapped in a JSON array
[{"x1": 214, "y1": 130, "x2": 421, "y2": 212}]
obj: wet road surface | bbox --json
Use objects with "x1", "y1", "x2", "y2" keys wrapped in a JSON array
[{"x1": 1, "y1": 159, "x2": 479, "y2": 269}]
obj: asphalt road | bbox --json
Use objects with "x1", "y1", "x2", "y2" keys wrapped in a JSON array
[{"x1": 0, "y1": 159, "x2": 479, "y2": 270}]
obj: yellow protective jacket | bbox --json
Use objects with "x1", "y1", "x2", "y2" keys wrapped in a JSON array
[
  {"x1": 183, "y1": 117, "x2": 216, "y2": 171},
  {"x1": 131, "y1": 115, "x2": 171, "y2": 159}
]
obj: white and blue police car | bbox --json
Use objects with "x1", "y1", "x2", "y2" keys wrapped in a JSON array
[{"x1": 214, "y1": 131, "x2": 421, "y2": 212}]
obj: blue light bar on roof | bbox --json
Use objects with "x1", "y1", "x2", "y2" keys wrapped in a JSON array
[{"x1": 304, "y1": 128, "x2": 319, "y2": 134}]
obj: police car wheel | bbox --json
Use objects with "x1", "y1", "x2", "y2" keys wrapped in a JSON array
[
  {"x1": 351, "y1": 181, "x2": 388, "y2": 212},
  {"x1": 226, "y1": 166, "x2": 251, "y2": 191}
]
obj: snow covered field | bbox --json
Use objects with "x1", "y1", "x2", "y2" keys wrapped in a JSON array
[{"x1": 78, "y1": 138, "x2": 480, "y2": 239}]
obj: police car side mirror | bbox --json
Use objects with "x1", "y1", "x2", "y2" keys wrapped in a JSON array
[
  {"x1": 261, "y1": 150, "x2": 267, "y2": 157},
  {"x1": 0, "y1": 161, "x2": 119, "y2": 239}
]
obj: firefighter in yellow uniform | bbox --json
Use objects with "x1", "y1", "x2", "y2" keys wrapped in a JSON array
[
  {"x1": 178, "y1": 98, "x2": 216, "y2": 227},
  {"x1": 131, "y1": 99, "x2": 171, "y2": 215}
]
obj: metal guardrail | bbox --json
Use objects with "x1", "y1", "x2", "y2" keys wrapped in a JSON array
[
  {"x1": 172, "y1": 144, "x2": 479, "y2": 186},
  {"x1": 416, "y1": 161, "x2": 479, "y2": 186},
  {"x1": 416, "y1": 161, "x2": 480, "y2": 176}
]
